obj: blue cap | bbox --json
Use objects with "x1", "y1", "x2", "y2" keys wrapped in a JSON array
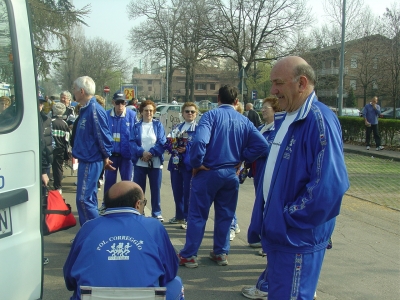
[{"x1": 113, "y1": 92, "x2": 125, "y2": 101}]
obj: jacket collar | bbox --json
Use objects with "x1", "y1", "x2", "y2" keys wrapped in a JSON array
[{"x1": 110, "y1": 107, "x2": 126, "y2": 117}]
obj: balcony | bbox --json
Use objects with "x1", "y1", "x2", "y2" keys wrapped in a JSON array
[
  {"x1": 316, "y1": 67, "x2": 348, "y2": 76},
  {"x1": 316, "y1": 89, "x2": 348, "y2": 98}
]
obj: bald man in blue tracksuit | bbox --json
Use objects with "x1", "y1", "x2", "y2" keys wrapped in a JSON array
[
  {"x1": 63, "y1": 181, "x2": 184, "y2": 300},
  {"x1": 103, "y1": 93, "x2": 137, "y2": 194},
  {"x1": 242, "y1": 57, "x2": 349, "y2": 300},
  {"x1": 178, "y1": 85, "x2": 269, "y2": 268},
  {"x1": 72, "y1": 82, "x2": 113, "y2": 226}
]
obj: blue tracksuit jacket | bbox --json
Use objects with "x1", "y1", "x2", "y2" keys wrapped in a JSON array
[
  {"x1": 257, "y1": 92, "x2": 350, "y2": 253},
  {"x1": 190, "y1": 104, "x2": 269, "y2": 169},
  {"x1": 63, "y1": 208, "x2": 180, "y2": 300},
  {"x1": 129, "y1": 119, "x2": 166, "y2": 164},
  {"x1": 106, "y1": 107, "x2": 137, "y2": 159},
  {"x1": 72, "y1": 97, "x2": 113, "y2": 162}
]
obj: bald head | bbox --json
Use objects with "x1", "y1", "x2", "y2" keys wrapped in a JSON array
[
  {"x1": 274, "y1": 56, "x2": 315, "y2": 86},
  {"x1": 104, "y1": 181, "x2": 144, "y2": 212},
  {"x1": 245, "y1": 103, "x2": 253, "y2": 111},
  {"x1": 270, "y1": 56, "x2": 316, "y2": 112}
]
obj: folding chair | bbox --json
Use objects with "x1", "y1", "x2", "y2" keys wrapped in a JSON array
[{"x1": 80, "y1": 286, "x2": 166, "y2": 300}]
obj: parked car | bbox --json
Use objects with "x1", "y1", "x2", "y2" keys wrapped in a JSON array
[
  {"x1": 253, "y1": 99, "x2": 264, "y2": 111},
  {"x1": 380, "y1": 108, "x2": 400, "y2": 119},
  {"x1": 341, "y1": 107, "x2": 361, "y2": 117},
  {"x1": 198, "y1": 100, "x2": 212, "y2": 110},
  {"x1": 154, "y1": 104, "x2": 182, "y2": 119}
]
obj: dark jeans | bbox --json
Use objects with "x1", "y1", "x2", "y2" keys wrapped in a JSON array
[
  {"x1": 365, "y1": 124, "x2": 381, "y2": 147},
  {"x1": 52, "y1": 148, "x2": 65, "y2": 190}
]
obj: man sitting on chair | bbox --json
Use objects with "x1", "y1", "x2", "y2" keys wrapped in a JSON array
[{"x1": 63, "y1": 181, "x2": 184, "y2": 300}]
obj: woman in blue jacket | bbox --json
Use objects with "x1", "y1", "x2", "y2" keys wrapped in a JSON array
[
  {"x1": 130, "y1": 100, "x2": 166, "y2": 221},
  {"x1": 167, "y1": 102, "x2": 198, "y2": 228}
]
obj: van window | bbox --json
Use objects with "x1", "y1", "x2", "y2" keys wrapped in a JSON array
[{"x1": 0, "y1": 1, "x2": 19, "y2": 132}]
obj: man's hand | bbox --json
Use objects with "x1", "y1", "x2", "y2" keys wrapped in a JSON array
[
  {"x1": 234, "y1": 162, "x2": 242, "y2": 175},
  {"x1": 141, "y1": 151, "x2": 153, "y2": 162},
  {"x1": 192, "y1": 165, "x2": 210, "y2": 177},
  {"x1": 177, "y1": 147, "x2": 186, "y2": 153},
  {"x1": 104, "y1": 158, "x2": 116, "y2": 171},
  {"x1": 42, "y1": 173, "x2": 49, "y2": 186}
]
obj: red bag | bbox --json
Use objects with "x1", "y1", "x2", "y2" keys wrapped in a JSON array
[{"x1": 43, "y1": 190, "x2": 76, "y2": 235}]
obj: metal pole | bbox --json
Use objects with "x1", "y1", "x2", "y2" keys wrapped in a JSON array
[
  {"x1": 166, "y1": 9, "x2": 169, "y2": 104},
  {"x1": 241, "y1": 68, "x2": 244, "y2": 103},
  {"x1": 338, "y1": 0, "x2": 346, "y2": 116}
]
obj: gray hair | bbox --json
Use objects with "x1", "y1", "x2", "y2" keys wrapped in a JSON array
[
  {"x1": 60, "y1": 90, "x2": 72, "y2": 100},
  {"x1": 52, "y1": 102, "x2": 66, "y2": 116},
  {"x1": 74, "y1": 76, "x2": 96, "y2": 96},
  {"x1": 293, "y1": 64, "x2": 316, "y2": 86}
]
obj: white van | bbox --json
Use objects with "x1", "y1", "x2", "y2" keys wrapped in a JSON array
[{"x1": 0, "y1": 0, "x2": 43, "y2": 299}]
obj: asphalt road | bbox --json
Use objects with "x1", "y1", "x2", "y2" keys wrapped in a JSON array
[{"x1": 42, "y1": 160, "x2": 400, "y2": 300}]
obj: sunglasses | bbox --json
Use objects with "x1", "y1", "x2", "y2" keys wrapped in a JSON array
[
  {"x1": 185, "y1": 110, "x2": 196, "y2": 114},
  {"x1": 115, "y1": 100, "x2": 125, "y2": 105}
]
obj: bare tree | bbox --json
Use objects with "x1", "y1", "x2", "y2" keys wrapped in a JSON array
[
  {"x1": 28, "y1": 0, "x2": 90, "y2": 77},
  {"x1": 173, "y1": 0, "x2": 217, "y2": 102},
  {"x1": 348, "y1": 9, "x2": 387, "y2": 106},
  {"x1": 322, "y1": 0, "x2": 366, "y2": 41},
  {"x1": 55, "y1": 35, "x2": 129, "y2": 95},
  {"x1": 381, "y1": 3, "x2": 400, "y2": 114},
  {"x1": 205, "y1": 0, "x2": 311, "y2": 99},
  {"x1": 127, "y1": 0, "x2": 185, "y2": 102}
]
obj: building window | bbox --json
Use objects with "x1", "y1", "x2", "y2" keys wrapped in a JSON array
[
  {"x1": 210, "y1": 84, "x2": 215, "y2": 90},
  {"x1": 148, "y1": 87, "x2": 152, "y2": 92},
  {"x1": 148, "y1": 80, "x2": 152, "y2": 84},
  {"x1": 349, "y1": 79, "x2": 357, "y2": 90},
  {"x1": 196, "y1": 83, "x2": 206, "y2": 90},
  {"x1": 350, "y1": 57, "x2": 357, "y2": 68},
  {"x1": 372, "y1": 80, "x2": 378, "y2": 89}
]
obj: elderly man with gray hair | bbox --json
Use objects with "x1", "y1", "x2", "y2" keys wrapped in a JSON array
[
  {"x1": 51, "y1": 102, "x2": 70, "y2": 194},
  {"x1": 71, "y1": 76, "x2": 115, "y2": 225},
  {"x1": 58, "y1": 90, "x2": 76, "y2": 126}
]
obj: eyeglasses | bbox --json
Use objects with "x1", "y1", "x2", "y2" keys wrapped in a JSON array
[
  {"x1": 185, "y1": 110, "x2": 196, "y2": 114},
  {"x1": 141, "y1": 198, "x2": 147, "y2": 206},
  {"x1": 114, "y1": 101, "x2": 125, "y2": 105},
  {"x1": 143, "y1": 109, "x2": 154, "y2": 113}
]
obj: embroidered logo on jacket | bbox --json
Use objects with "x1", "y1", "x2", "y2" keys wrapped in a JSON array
[
  {"x1": 97, "y1": 236, "x2": 144, "y2": 261},
  {"x1": 79, "y1": 118, "x2": 87, "y2": 129},
  {"x1": 283, "y1": 135, "x2": 296, "y2": 160}
]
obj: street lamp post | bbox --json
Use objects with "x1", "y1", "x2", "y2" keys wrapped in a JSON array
[
  {"x1": 166, "y1": 15, "x2": 170, "y2": 104},
  {"x1": 162, "y1": 6, "x2": 176, "y2": 104}
]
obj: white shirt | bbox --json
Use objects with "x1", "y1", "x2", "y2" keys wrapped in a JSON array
[
  {"x1": 136, "y1": 121, "x2": 161, "y2": 168},
  {"x1": 262, "y1": 110, "x2": 298, "y2": 203}
]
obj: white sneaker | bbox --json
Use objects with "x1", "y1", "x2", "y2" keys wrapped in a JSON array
[
  {"x1": 241, "y1": 286, "x2": 268, "y2": 300},
  {"x1": 366, "y1": 146, "x2": 370, "y2": 150},
  {"x1": 235, "y1": 224, "x2": 241, "y2": 234},
  {"x1": 230, "y1": 229, "x2": 235, "y2": 241},
  {"x1": 181, "y1": 222, "x2": 187, "y2": 230},
  {"x1": 376, "y1": 146, "x2": 384, "y2": 151}
]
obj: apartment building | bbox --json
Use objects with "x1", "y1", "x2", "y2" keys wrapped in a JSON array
[
  {"x1": 132, "y1": 66, "x2": 238, "y2": 103},
  {"x1": 302, "y1": 34, "x2": 392, "y2": 108}
]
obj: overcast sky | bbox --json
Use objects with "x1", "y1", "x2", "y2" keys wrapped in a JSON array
[{"x1": 72, "y1": 0, "x2": 396, "y2": 68}]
